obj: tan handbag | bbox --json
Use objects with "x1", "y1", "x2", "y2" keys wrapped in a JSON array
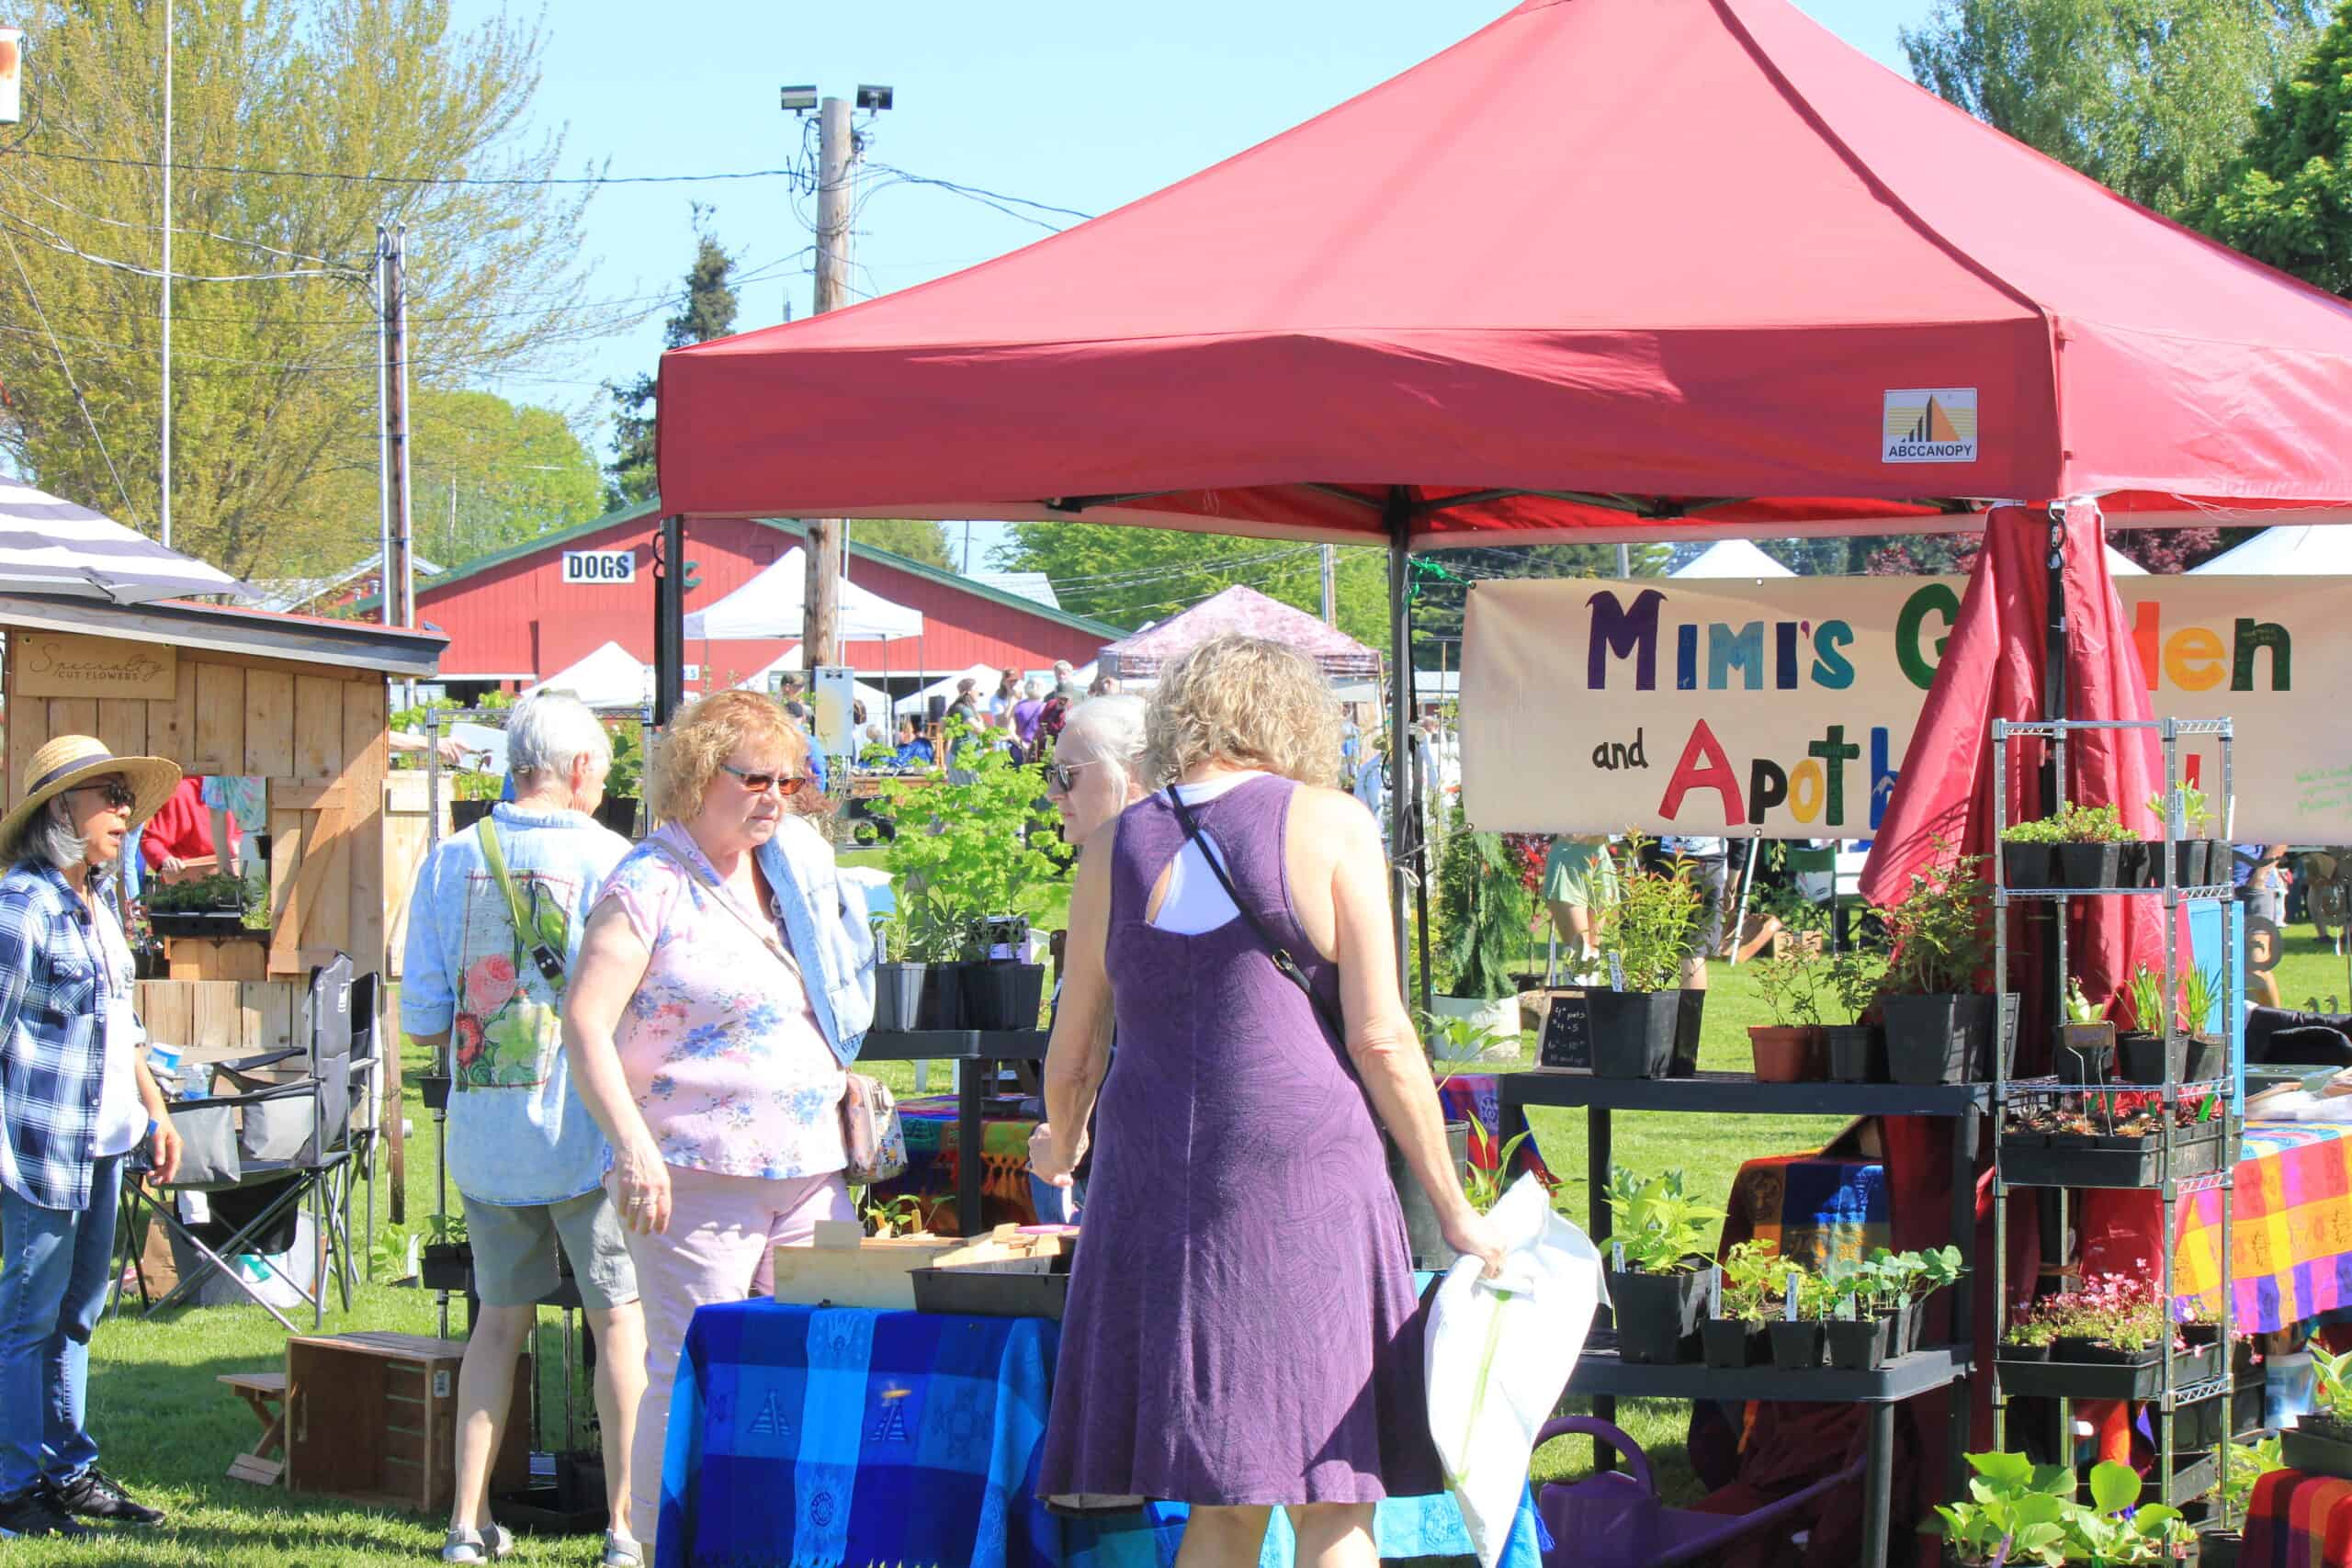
[{"x1": 646, "y1": 839, "x2": 906, "y2": 1183}]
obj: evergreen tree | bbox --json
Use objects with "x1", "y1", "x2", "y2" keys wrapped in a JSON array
[
  {"x1": 2206, "y1": 3, "x2": 2352, "y2": 295},
  {"x1": 605, "y1": 209, "x2": 738, "y2": 508}
]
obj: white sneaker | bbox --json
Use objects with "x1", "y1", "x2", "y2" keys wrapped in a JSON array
[
  {"x1": 602, "y1": 1529, "x2": 644, "y2": 1567},
  {"x1": 441, "y1": 1523, "x2": 514, "y2": 1563}
]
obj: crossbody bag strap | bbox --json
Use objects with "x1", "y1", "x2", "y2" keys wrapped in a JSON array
[
  {"x1": 645, "y1": 839, "x2": 805, "y2": 983},
  {"x1": 477, "y1": 820, "x2": 566, "y2": 988},
  {"x1": 1163, "y1": 786, "x2": 1346, "y2": 1043}
]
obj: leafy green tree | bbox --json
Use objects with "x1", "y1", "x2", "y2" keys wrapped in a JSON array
[
  {"x1": 993, "y1": 522, "x2": 1391, "y2": 647},
  {"x1": 2206, "y1": 3, "x2": 2352, "y2": 295},
  {"x1": 1409, "y1": 545, "x2": 1657, "y2": 668},
  {"x1": 850, "y1": 519, "x2": 952, "y2": 570},
  {"x1": 606, "y1": 211, "x2": 738, "y2": 508},
  {"x1": 1903, "y1": 0, "x2": 2321, "y2": 219},
  {"x1": 0, "y1": 0, "x2": 605, "y2": 578}
]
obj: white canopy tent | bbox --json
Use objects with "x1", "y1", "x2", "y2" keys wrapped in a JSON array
[
  {"x1": 525, "y1": 640, "x2": 652, "y2": 711},
  {"x1": 895, "y1": 662, "x2": 1001, "y2": 717},
  {"x1": 2188, "y1": 526, "x2": 2352, "y2": 575},
  {"x1": 1669, "y1": 539, "x2": 1794, "y2": 578},
  {"x1": 0, "y1": 476, "x2": 254, "y2": 602},
  {"x1": 683, "y1": 547, "x2": 924, "y2": 640}
]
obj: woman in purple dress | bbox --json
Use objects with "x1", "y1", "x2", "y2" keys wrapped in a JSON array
[{"x1": 1034, "y1": 635, "x2": 1503, "y2": 1568}]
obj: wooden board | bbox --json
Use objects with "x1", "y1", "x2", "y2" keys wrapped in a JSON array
[
  {"x1": 137, "y1": 979, "x2": 193, "y2": 1047},
  {"x1": 243, "y1": 671, "x2": 295, "y2": 779},
  {"x1": 192, "y1": 662, "x2": 243, "y2": 775},
  {"x1": 47, "y1": 697, "x2": 96, "y2": 746},
  {"x1": 150, "y1": 660, "x2": 197, "y2": 768},
  {"x1": 164, "y1": 937, "x2": 269, "y2": 983},
  {"x1": 343, "y1": 680, "x2": 387, "y2": 976},
  {"x1": 291, "y1": 678, "x2": 343, "y2": 783},
  {"x1": 13, "y1": 631, "x2": 176, "y2": 701},
  {"x1": 95, "y1": 697, "x2": 147, "y2": 763},
  {"x1": 5, "y1": 672, "x2": 51, "y2": 811}
]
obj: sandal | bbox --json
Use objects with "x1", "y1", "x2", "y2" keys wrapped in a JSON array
[
  {"x1": 602, "y1": 1530, "x2": 644, "y2": 1568},
  {"x1": 441, "y1": 1523, "x2": 515, "y2": 1563}
]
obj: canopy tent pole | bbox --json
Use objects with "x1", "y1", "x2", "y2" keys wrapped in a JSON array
[
  {"x1": 1385, "y1": 491, "x2": 1414, "y2": 1000},
  {"x1": 1729, "y1": 833, "x2": 1762, "y2": 965}
]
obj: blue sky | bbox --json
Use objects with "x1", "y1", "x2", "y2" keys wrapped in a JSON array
[{"x1": 454, "y1": 0, "x2": 1933, "y2": 554}]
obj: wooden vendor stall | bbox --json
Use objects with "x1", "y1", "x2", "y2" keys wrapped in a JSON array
[{"x1": 0, "y1": 592, "x2": 446, "y2": 1212}]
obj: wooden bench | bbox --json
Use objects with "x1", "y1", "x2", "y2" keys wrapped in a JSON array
[{"x1": 219, "y1": 1370, "x2": 288, "y2": 1486}]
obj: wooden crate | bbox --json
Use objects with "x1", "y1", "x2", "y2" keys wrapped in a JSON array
[
  {"x1": 770, "y1": 1223, "x2": 965, "y2": 1311},
  {"x1": 283, "y1": 1332, "x2": 529, "y2": 1516}
]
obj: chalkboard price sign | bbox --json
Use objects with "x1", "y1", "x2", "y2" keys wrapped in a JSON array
[{"x1": 1538, "y1": 989, "x2": 1592, "y2": 1071}]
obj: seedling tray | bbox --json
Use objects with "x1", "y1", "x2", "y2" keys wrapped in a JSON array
[
  {"x1": 1998, "y1": 1128, "x2": 2230, "y2": 1189},
  {"x1": 1993, "y1": 1339, "x2": 2222, "y2": 1400}
]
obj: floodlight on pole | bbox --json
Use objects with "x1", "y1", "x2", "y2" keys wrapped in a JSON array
[
  {"x1": 854, "y1": 84, "x2": 893, "y2": 112},
  {"x1": 779, "y1": 84, "x2": 818, "y2": 113}
]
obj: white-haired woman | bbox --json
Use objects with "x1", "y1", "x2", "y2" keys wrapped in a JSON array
[
  {"x1": 1035, "y1": 637, "x2": 1500, "y2": 1568},
  {"x1": 1026, "y1": 695, "x2": 1148, "y2": 1218},
  {"x1": 0, "y1": 737, "x2": 182, "y2": 1540},
  {"x1": 401, "y1": 692, "x2": 646, "y2": 1567}
]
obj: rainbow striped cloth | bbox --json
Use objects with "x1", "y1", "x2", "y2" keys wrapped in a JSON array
[
  {"x1": 2160, "y1": 1122, "x2": 2352, "y2": 1334},
  {"x1": 2245, "y1": 1466, "x2": 2352, "y2": 1566}
]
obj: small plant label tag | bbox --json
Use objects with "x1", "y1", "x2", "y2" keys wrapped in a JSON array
[
  {"x1": 1607, "y1": 953, "x2": 1626, "y2": 993},
  {"x1": 1611, "y1": 1240, "x2": 1625, "y2": 1272},
  {"x1": 1709, "y1": 1266, "x2": 1723, "y2": 1317},
  {"x1": 1785, "y1": 1272, "x2": 1803, "y2": 1322}
]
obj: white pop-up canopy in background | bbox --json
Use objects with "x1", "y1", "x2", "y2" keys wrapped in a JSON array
[
  {"x1": 683, "y1": 547, "x2": 924, "y2": 641},
  {"x1": 524, "y1": 640, "x2": 652, "y2": 711},
  {"x1": 2188, "y1": 526, "x2": 2352, "y2": 575}
]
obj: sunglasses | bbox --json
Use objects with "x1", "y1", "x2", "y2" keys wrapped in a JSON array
[
  {"x1": 718, "y1": 761, "x2": 809, "y2": 796},
  {"x1": 71, "y1": 780, "x2": 136, "y2": 812},
  {"x1": 1046, "y1": 760, "x2": 1095, "y2": 793}
]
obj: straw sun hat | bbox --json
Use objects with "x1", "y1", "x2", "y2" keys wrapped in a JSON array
[{"x1": 0, "y1": 735, "x2": 180, "y2": 851}]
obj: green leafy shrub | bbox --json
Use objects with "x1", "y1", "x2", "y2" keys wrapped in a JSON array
[
  {"x1": 1601, "y1": 1166, "x2": 1720, "y2": 1275},
  {"x1": 1878, "y1": 843, "x2": 1990, "y2": 997},
  {"x1": 878, "y1": 721, "x2": 1061, "y2": 961},
  {"x1": 1596, "y1": 836, "x2": 1703, "y2": 992},
  {"x1": 1435, "y1": 805, "x2": 1533, "y2": 1000}
]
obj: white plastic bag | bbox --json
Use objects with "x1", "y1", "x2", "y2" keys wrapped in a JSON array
[{"x1": 1425, "y1": 1173, "x2": 1605, "y2": 1568}]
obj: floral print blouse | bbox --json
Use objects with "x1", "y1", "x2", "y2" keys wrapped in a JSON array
[{"x1": 596, "y1": 824, "x2": 847, "y2": 1180}]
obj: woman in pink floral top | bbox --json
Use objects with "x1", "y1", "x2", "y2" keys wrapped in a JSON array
[{"x1": 562, "y1": 691, "x2": 874, "y2": 1547}]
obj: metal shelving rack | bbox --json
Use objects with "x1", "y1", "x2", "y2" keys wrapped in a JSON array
[{"x1": 1988, "y1": 716, "x2": 2240, "y2": 1525}]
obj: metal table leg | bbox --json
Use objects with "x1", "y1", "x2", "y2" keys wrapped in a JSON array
[
  {"x1": 958, "y1": 1056, "x2": 985, "y2": 1235},
  {"x1": 1862, "y1": 1401, "x2": 1895, "y2": 1568},
  {"x1": 1947, "y1": 1108, "x2": 1977, "y2": 1504},
  {"x1": 1590, "y1": 1103, "x2": 1614, "y2": 1472}
]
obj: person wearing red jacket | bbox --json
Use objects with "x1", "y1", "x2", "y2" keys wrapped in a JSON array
[{"x1": 138, "y1": 778, "x2": 237, "y2": 877}]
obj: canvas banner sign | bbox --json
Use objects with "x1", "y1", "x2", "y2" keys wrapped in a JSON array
[{"x1": 1460, "y1": 574, "x2": 2332, "y2": 841}]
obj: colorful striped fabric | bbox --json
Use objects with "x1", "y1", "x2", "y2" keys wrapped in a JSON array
[
  {"x1": 878, "y1": 1095, "x2": 1046, "y2": 1231},
  {"x1": 1723, "y1": 1154, "x2": 1892, "y2": 1271},
  {"x1": 2244, "y1": 1466, "x2": 2352, "y2": 1566},
  {"x1": 2157, "y1": 1122, "x2": 2352, "y2": 1334},
  {"x1": 1436, "y1": 1074, "x2": 1555, "y2": 1179}
]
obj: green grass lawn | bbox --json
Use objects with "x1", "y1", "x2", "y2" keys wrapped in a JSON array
[{"x1": 9, "y1": 916, "x2": 2342, "y2": 1562}]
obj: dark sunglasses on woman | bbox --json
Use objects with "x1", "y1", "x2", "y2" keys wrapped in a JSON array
[{"x1": 718, "y1": 762, "x2": 809, "y2": 796}]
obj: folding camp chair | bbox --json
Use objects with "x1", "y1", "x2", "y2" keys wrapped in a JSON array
[{"x1": 114, "y1": 954, "x2": 368, "y2": 1331}]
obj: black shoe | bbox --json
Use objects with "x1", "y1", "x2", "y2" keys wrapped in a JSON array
[
  {"x1": 0, "y1": 1484, "x2": 90, "y2": 1539},
  {"x1": 50, "y1": 1467, "x2": 165, "y2": 1526}
]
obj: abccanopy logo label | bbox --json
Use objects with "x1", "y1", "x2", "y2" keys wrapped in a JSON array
[{"x1": 1882, "y1": 388, "x2": 1978, "y2": 464}]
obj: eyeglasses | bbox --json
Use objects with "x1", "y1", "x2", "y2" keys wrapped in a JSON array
[
  {"x1": 71, "y1": 780, "x2": 136, "y2": 812},
  {"x1": 1046, "y1": 760, "x2": 1095, "y2": 793},
  {"x1": 718, "y1": 761, "x2": 809, "y2": 796}
]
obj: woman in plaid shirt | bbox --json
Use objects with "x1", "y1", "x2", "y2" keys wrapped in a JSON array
[{"x1": 0, "y1": 737, "x2": 183, "y2": 1541}]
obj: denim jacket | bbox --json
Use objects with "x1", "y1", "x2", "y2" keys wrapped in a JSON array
[{"x1": 754, "y1": 817, "x2": 875, "y2": 1062}]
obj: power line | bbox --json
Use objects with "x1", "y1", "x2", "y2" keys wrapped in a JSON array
[
  {"x1": 0, "y1": 208, "x2": 360, "y2": 283},
  {"x1": 17, "y1": 144, "x2": 819, "y2": 190},
  {"x1": 865, "y1": 164, "x2": 1095, "y2": 232},
  {"x1": 0, "y1": 222, "x2": 142, "y2": 528}
]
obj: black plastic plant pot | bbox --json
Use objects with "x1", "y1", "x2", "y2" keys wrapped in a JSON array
[
  {"x1": 1702, "y1": 1319, "x2": 1769, "y2": 1370},
  {"x1": 2117, "y1": 840, "x2": 2147, "y2": 886},
  {"x1": 1883, "y1": 993, "x2": 1998, "y2": 1084},
  {"x1": 2053, "y1": 1021, "x2": 2117, "y2": 1083},
  {"x1": 2000, "y1": 841, "x2": 2052, "y2": 890},
  {"x1": 450, "y1": 800, "x2": 494, "y2": 829},
  {"x1": 1997, "y1": 1341, "x2": 2052, "y2": 1363},
  {"x1": 2184, "y1": 1033, "x2": 2223, "y2": 1083},
  {"x1": 593, "y1": 796, "x2": 640, "y2": 837},
  {"x1": 872, "y1": 962, "x2": 926, "y2": 1033},
  {"x1": 2199, "y1": 1531, "x2": 2243, "y2": 1568},
  {"x1": 915, "y1": 962, "x2": 968, "y2": 1030},
  {"x1": 2175, "y1": 840, "x2": 2211, "y2": 887},
  {"x1": 1768, "y1": 1321, "x2": 1826, "y2": 1371},
  {"x1": 1668, "y1": 989, "x2": 1706, "y2": 1078},
  {"x1": 2052, "y1": 841, "x2": 2121, "y2": 889},
  {"x1": 2282, "y1": 1426, "x2": 2352, "y2": 1483},
  {"x1": 420, "y1": 1244, "x2": 472, "y2": 1293},
  {"x1": 420, "y1": 1075, "x2": 451, "y2": 1111},
  {"x1": 1605, "y1": 1263, "x2": 1707, "y2": 1364},
  {"x1": 1826, "y1": 1315, "x2": 1892, "y2": 1371},
  {"x1": 1588, "y1": 990, "x2": 1683, "y2": 1079},
  {"x1": 1825, "y1": 1023, "x2": 1888, "y2": 1084},
  {"x1": 2115, "y1": 1031, "x2": 2166, "y2": 1082},
  {"x1": 961, "y1": 962, "x2": 1046, "y2": 1031}
]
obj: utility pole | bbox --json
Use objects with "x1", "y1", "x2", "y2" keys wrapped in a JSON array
[
  {"x1": 802, "y1": 94, "x2": 854, "y2": 673},
  {"x1": 379, "y1": 225, "x2": 414, "y2": 633},
  {"x1": 159, "y1": 0, "x2": 173, "y2": 547},
  {"x1": 1320, "y1": 544, "x2": 1337, "y2": 625}
]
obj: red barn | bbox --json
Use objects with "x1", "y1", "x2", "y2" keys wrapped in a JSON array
[{"x1": 391, "y1": 501, "x2": 1121, "y2": 693}]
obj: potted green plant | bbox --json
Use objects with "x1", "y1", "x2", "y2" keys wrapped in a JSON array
[
  {"x1": 2179, "y1": 966, "x2": 2224, "y2": 1083},
  {"x1": 146, "y1": 868, "x2": 269, "y2": 942},
  {"x1": 2116, "y1": 964, "x2": 2170, "y2": 1082},
  {"x1": 1747, "y1": 953, "x2": 1826, "y2": 1082},
  {"x1": 2052, "y1": 801, "x2": 2134, "y2": 890},
  {"x1": 1823, "y1": 945, "x2": 1890, "y2": 1083},
  {"x1": 1937, "y1": 1452, "x2": 2193, "y2": 1567},
  {"x1": 1882, "y1": 1244, "x2": 1963, "y2": 1355},
  {"x1": 1999, "y1": 1300, "x2": 2061, "y2": 1363},
  {"x1": 595, "y1": 721, "x2": 644, "y2": 838},
  {"x1": 1588, "y1": 839, "x2": 1704, "y2": 1079},
  {"x1": 1702, "y1": 1238, "x2": 1780, "y2": 1370},
  {"x1": 870, "y1": 914, "x2": 925, "y2": 1033},
  {"x1": 419, "y1": 1211, "x2": 471, "y2": 1292},
  {"x1": 1768, "y1": 1268, "x2": 1833, "y2": 1371},
  {"x1": 1600, "y1": 1166, "x2": 1719, "y2": 1364},
  {"x1": 961, "y1": 912, "x2": 1047, "y2": 1031},
  {"x1": 1432, "y1": 807, "x2": 1534, "y2": 1043},
  {"x1": 2199, "y1": 1434, "x2": 2281, "y2": 1568},
  {"x1": 1999, "y1": 811, "x2": 2061, "y2": 891},
  {"x1": 2144, "y1": 785, "x2": 2213, "y2": 888},
  {"x1": 1877, "y1": 848, "x2": 2002, "y2": 1084},
  {"x1": 2283, "y1": 1347, "x2": 2352, "y2": 1481},
  {"x1": 2055, "y1": 977, "x2": 2117, "y2": 1083}
]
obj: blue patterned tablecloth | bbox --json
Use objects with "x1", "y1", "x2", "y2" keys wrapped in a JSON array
[{"x1": 659, "y1": 1299, "x2": 1544, "y2": 1568}]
